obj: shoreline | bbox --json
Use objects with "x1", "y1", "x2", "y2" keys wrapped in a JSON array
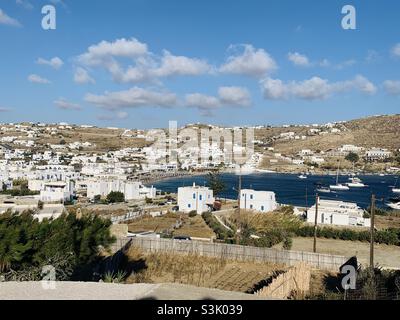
[{"x1": 142, "y1": 169, "x2": 397, "y2": 185}]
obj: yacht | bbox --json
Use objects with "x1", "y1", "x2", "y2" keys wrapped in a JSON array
[
  {"x1": 387, "y1": 201, "x2": 400, "y2": 210},
  {"x1": 298, "y1": 174, "x2": 307, "y2": 179},
  {"x1": 347, "y1": 177, "x2": 367, "y2": 188},
  {"x1": 330, "y1": 184, "x2": 350, "y2": 191},
  {"x1": 316, "y1": 186, "x2": 331, "y2": 193}
]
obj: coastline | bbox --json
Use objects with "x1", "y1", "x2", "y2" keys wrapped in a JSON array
[{"x1": 143, "y1": 168, "x2": 396, "y2": 186}]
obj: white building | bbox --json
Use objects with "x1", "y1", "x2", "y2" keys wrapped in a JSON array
[
  {"x1": 178, "y1": 183, "x2": 215, "y2": 214},
  {"x1": 40, "y1": 181, "x2": 75, "y2": 203},
  {"x1": 0, "y1": 203, "x2": 65, "y2": 222},
  {"x1": 86, "y1": 180, "x2": 156, "y2": 201},
  {"x1": 365, "y1": 148, "x2": 392, "y2": 161},
  {"x1": 240, "y1": 189, "x2": 278, "y2": 213},
  {"x1": 307, "y1": 199, "x2": 370, "y2": 227}
]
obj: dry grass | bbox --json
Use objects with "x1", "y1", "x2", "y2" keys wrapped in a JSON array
[
  {"x1": 125, "y1": 246, "x2": 284, "y2": 292},
  {"x1": 173, "y1": 215, "x2": 215, "y2": 238},
  {"x1": 375, "y1": 214, "x2": 400, "y2": 230},
  {"x1": 128, "y1": 213, "x2": 215, "y2": 238},
  {"x1": 229, "y1": 208, "x2": 303, "y2": 234},
  {"x1": 125, "y1": 246, "x2": 227, "y2": 287},
  {"x1": 128, "y1": 212, "x2": 182, "y2": 233}
]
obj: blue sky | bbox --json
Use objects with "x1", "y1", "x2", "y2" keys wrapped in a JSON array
[{"x1": 0, "y1": 0, "x2": 400, "y2": 129}]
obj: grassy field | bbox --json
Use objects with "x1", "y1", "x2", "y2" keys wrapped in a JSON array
[
  {"x1": 274, "y1": 237, "x2": 400, "y2": 269},
  {"x1": 125, "y1": 247, "x2": 284, "y2": 293}
]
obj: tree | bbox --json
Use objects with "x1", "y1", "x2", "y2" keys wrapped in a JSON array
[
  {"x1": 106, "y1": 191, "x2": 125, "y2": 203},
  {"x1": 346, "y1": 152, "x2": 359, "y2": 164},
  {"x1": 207, "y1": 171, "x2": 226, "y2": 199},
  {"x1": 0, "y1": 210, "x2": 115, "y2": 280}
]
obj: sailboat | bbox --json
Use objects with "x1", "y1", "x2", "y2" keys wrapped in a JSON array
[
  {"x1": 387, "y1": 197, "x2": 400, "y2": 210},
  {"x1": 330, "y1": 161, "x2": 349, "y2": 191},
  {"x1": 392, "y1": 176, "x2": 400, "y2": 193}
]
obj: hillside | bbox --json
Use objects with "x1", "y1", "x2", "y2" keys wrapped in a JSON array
[{"x1": 255, "y1": 114, "x2": 400, "y2": 155}]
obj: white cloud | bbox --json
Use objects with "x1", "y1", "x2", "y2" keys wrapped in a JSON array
[
  {"x1": 28, "y1": 74, "x2": 51, "y2": 84},
  {"x1": 345, "y1": 75, "x2": 377, "y2": 95},
  {"x1": 16, "y1": 0, "x2": 33, "y2": 10},
  {"x1": 365, "y1": 50, "x2": 380, "y2": 64},
  {"x1": 185, "y1": 93, "x2": 221, "y2": 108},
  {"x1": 261, "y1": 75, "x2": 376, "y2": 100},
  {"x1": 260, "y1": 78, "x2": 288, "y2": 100},
  {"x1": 220, "y1": 44, "x2": 277, "y2": 77},
  {"x1": 185, "y1": 86, "x2": 252, "y2": 116},
  {"x1": 0, "y1": 107, "x2": 11, "y2": 112},
  {"x1": 153, "y1": 50, "x2": 211, "y2": 77},
  {"x1": 0, "y1": 8, "x2": 22, "y2": 27},
  {"x1": 120, "y1": 51, "x2": 212, "y2": 83},
  {"x1": 391, "y1": 43, "x2": 400, "y2": 57},
  {"x1": 54, "y1": 98, "x2": 82, "y2": 110},
  {"x1": 287, "y1": 52, "x2": 310, "y2": 67},
  {"x1": 77, "y1": 38, "x2": 212, "y2": 84},
  {"x1": 290, "y1": 77, "x2": 332, "y2": 100},
  {"x1": 84, "y1": 87, "x2": 178, "y2": 110},
  {"x1": 78, "y1": 38, "x2": 148, "y2": 65},
  {"x1": 37, "y1": 57, "x2": 64, "y2": 70},
  {"x1": 218, "y1": 86, "x2": 251, "y2": 107},
  {"x1": 383, "y1": 80, "x2": 400, "y2": 95},
  {"x1": 74, "y1": 67, "x2": 95, "y2": 84},
  {"x1": 335, "y1": 59, "x2": 357, "y2": 70}
]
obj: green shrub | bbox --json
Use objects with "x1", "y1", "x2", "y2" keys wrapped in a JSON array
[
  {"x1": 188, "y1": 211, "x2": 197, "y2": 218},
  {"x1": 106, "y1": 191, "x2": 125, "y2": 203}
]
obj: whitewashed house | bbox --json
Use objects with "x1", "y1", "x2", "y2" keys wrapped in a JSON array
[
  {"x1": 86, "y1": 179, "x2": 156, "y2": 201},
  {"x1": 307, "y1": 199, "x2": 370, "y2": 227},
  {"x1": 240, "y1": 189, "x2": 278, "y2": 213},
  {"x1": 40, "y1": 180, "x2": 75, "y2": 203},
  {"x1": 178, "y1": 183, "x2": 215, "y2": 214}
]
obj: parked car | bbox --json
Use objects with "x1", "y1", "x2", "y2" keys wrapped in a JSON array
[{"x1": 173, "y1": 236, "x2": 191, "y2": 241}]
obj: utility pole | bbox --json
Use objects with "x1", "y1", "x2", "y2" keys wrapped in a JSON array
[
  {"x1": 305, "y1": 185, "x2": 308, "y2": 208},
  {"x1": 236, "y1": 164, "x2": 242, "y2": 245},
  {"x1": 313, "y1": 193, "x2": 319, "y2": 253},
  {"x1": 370, "y1": 194, "x2": 376, "y2": 272}
]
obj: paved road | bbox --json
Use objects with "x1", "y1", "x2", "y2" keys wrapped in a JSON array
[{"x1": 0, "y1": 282, "x2": 270, "y2": 300}]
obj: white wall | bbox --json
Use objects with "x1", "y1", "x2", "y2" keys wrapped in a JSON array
[{"x1": 240, "y1": 189, "x2": 278, "y2": 213}]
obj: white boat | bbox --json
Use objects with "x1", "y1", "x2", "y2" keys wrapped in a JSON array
[
  {"x1": 347, "y1": 177, "x2": 367, "y2": 188},
  {"x1": 387, "y1": 202, "x2": 400, "y2": 210},
  {"x1": 316, "y1": 186, "x2": 331, "y2": 193},
  {"x1": 330, "y1": 184, "x2": 350, "y2": 191},
  {"x1": 298, "y1": 174, "x2": 307, "y2": 179},
  {"x1": 330, "y1": 161, "x2": 349, "y2": 191},
  {"x1": 391, "y1": 176, "x2": 400, "y2": 193}
]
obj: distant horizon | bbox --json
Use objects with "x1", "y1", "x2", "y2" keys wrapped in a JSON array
[{"x1": 1, "y1": 113, "x2": 398, "y2": 131}]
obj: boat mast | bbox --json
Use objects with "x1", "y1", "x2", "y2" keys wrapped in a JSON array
[{"x1": 336, "y1": 160, "x2": 340, "y2": 185}]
